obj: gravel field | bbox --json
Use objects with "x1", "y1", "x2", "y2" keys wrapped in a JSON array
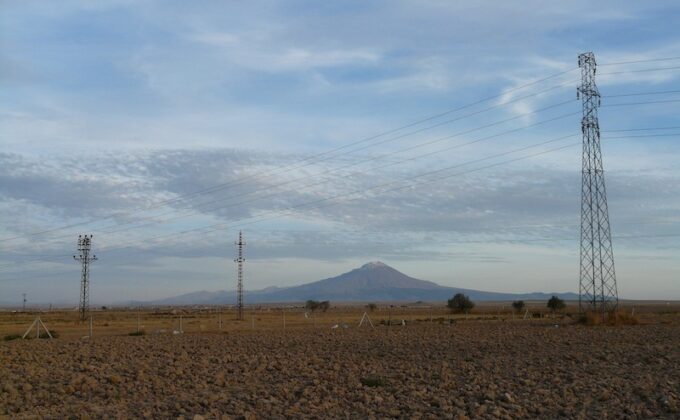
[{"x1": 1, "y1": 321, "x2": 679, "y2": 418}]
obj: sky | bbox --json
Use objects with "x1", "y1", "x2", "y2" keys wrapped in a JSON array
[{"x1": 1, "y1": 0, "x2": 679, "y2": 305}]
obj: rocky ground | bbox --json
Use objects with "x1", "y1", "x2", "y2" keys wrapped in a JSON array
[{"x1": 1, "y1": 321, "x2": 679, "y2": 418}]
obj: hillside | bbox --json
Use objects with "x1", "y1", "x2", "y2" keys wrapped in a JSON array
[{"x1": 140, "y1": 261, "x2": 578, "y2": 305}]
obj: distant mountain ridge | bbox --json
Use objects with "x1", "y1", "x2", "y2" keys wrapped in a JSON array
[{"x1": 135, "y1": 261, "x2": 578, "y2": 306}]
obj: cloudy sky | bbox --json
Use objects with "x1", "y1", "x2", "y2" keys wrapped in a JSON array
[{"x1": 1, "y1": 1, "x2": 679, "y2": 304}]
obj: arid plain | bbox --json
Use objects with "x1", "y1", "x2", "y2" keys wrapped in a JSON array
[{"x1": 1, "y1": 304, "x2": 679, "y2": 418}]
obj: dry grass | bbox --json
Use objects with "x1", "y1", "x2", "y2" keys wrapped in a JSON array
[
  {"x1": 1, "y1": 301, "x2": 677, "y2": 340},
  {"x1": 578, "y1": 310, "x2": 640, "y2": 326}
]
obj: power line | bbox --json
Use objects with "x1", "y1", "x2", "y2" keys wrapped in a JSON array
[
  {"x1": 602, "y1": 98, "x2": 680, "y2": 107},
  {"x1": 5, "y1": 84, "x2": 676, "y2": 246},
  {"x1": 0, "y1": 70, "x2": 579, "y2": 244},
  {"x1": 2, "y1": 230, "x2": 679, "y2": 284},
  {"x1": 603, "y1": 126, "x2": 680, "y2": 132},
  {"x1": 0, "y1": 134, "x2": 584, "y2": 270},
  {"x1": 603, "y1": 89, "x2": 680, "y2": 98},
  {"x1": 0, "y1": 128, "x2": 676, "y2": 268},
  {"x1": 88, "y1": 110, "x2": 581, "y2": 239},
  {"x1": 599, "y1": 65, "x2": 680, "y2": 76},
  {"x1": 7, "y1": 216, "x2": 680, "y2": 269},
  {"x1": 599, "y1": 56, "x2": 680, "y2": 66},
  {"x1": 11, "y1": 96, "x2": 674, "y2": 250},
  {"x1": 4, "y1": 98, "x2": 582, "y2": 247}
]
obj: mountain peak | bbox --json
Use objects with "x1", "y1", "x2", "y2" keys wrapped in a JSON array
[{"x1": 360, "y1": 261, "x2": 389, "y2": 269}]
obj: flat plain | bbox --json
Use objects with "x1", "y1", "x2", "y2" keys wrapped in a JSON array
[{"x1": 1, "y1": 304, "x2": 679, "y2": 418}]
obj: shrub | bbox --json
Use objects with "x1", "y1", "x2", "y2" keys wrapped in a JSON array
[
  {"x1": 366, "y1": 303, "x2": 377, "y2": 312},
  {"x1": 512, "y1": 300, "x2": 525, "y2": 313},
  {"x1": 128, "y1": 330, "x2": 146, "y2": 336},
  {"x1": 305, "y1": 300, "x2": 330, "y2": 312},
  {"x1": 3, "y1": 334, "x2": 21, "y2": 341},
  {"x1": 305, "y1": 300, "x2": 319, "y2": 311},
  {"x1": 360, "y1": 376, "x2": 387, "y2": 387},
  {"x1": 547, "y1": 296, "x2": 566, "y2": 313},
  {"x1": 447, "y1": 293, "x2": 475, "y2": 314}
]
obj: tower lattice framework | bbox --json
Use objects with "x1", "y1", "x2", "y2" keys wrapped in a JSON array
[
  {"x1": 578, "y1": 52, "x2": 618, "y2": 317},
  {"x1": 74, "y1": 234, "x2": 97, "y2": 321},
  {"x1": 234, "y1": 231, "x2": 245, "y2": 321}
]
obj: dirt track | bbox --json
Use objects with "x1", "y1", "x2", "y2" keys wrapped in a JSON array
[{"x1": 2, "y1": 322, "x2": 679, "y2": 418}]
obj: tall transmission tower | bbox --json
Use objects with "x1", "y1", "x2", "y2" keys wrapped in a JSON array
[
  {"x1": 577, "y1": 52, "x2": 618, "y2": 318},
  {"x1": 73, "y1": 234, "x2": 97, "y2": 322},
  {"x1": 234, "y1": 230, "x2": 245, "y2": 321}
]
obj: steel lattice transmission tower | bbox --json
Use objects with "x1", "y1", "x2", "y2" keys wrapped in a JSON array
[
  {"x1": 234, "y1": 230, "x2": 245, "y2": 321},
  {"x1": 577, "y1": 52, "x2": 618, "y2": 318},
  {"x1": 73, "y1": 234, "x2": 97, "y2": 322}
]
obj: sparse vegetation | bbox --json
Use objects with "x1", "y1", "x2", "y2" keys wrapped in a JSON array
[
  {"x1": 512, "y1": 300, "x2": 526, "y2": 313},
  {"x1": 366, "y1": 303, "x2": 377, "y2": 312},
  {"x1": 305, "y1": 300, "x2": 330, "y2": 312},
  {"x1": 128, "y1": 330, "x2": 146, "y2": 336},
  {"x1": 360, "y1": 376, "x2": 387, "y2": 387},
  {"x1": 3, "y1": 334, "x2": 21, "y2": 341},
  {"x1": 578, "y1": 310, "x2": 640, "y2": 326},
  {"x1": 447, "y1": 293, "x2": 475, "y2": 314},
  {"x1": 547, "y1": 296, "x2": 566, "y2": 314}
]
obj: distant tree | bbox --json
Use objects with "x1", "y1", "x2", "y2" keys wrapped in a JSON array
[
  {"x1": 366, "y1": 303, "x2": 378, "y2": 312},
  {"x1": 447, "y1": 293, "x2": 475, "y2": 314},
  {"x1": 512, "y1": 300, "x2": 525, "y2": 313},
  {"x1": 305, "y1": 300, "x2": 320, "y2": 312},
  {"x1": 547, "y1": 296, "x2": 566, "y2": 314},
  {"x1": 318, "y1": 301, "x2": 331, "y2": 312}
]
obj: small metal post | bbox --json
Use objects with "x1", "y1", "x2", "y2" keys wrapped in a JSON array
[
  {"x1": 179, "y1": 315, "x2": 183, "y2": 333},
  {"x1": 89, "y1": 316, "x2": 93, "y2": 338}
]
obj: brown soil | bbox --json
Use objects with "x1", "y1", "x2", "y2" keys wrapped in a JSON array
[{"x1": 2, "y1": 321, "x2": 679, "y2": 418}]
